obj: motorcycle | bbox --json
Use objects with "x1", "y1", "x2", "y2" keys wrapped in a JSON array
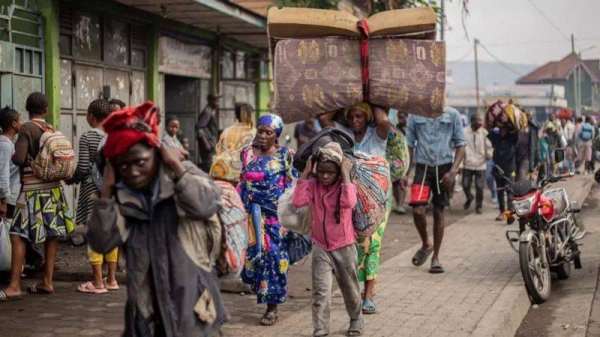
[{"x1": 494, "y1": 151, "x2": 585, "y2": 304}]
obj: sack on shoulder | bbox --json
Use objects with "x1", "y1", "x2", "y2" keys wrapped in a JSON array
[{"x1": 31, "y1": 122, "x2": 76, "y2": 181}]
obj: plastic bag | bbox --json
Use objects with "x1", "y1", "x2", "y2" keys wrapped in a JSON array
[
  {"x1": 0, "y1": 218, "x2": 12, "y2": 271},
  {"x1": 277, "y1": 182, "x2": 311, "y2": 235}
]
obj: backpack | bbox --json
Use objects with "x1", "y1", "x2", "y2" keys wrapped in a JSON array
[
  {"x1": 580, "y1": 123, "x2": 594, "y2": 141},
  {"x1": 31, "y1": 122, "x2": 76, "y2": 181},
  {"x1": 293, "y1": 127, "x2": 354, "y2": 172}
]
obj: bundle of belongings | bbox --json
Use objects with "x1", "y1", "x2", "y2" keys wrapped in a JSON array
[
  {"x1": 215, "y1": 181, "x2": 249, "y2": 277},
  {"x1": 557, "y1": 108, "x2": 573, "y2": 120},
  {"x1": 268, "y1": 7, "x2": 446, "y2": 123},
  {"x1": 485, "y1": 100, "x2": 528, "y2": 136},
  {"x1": 293, "y1": 128, "x2": 391, "y2": 238}
]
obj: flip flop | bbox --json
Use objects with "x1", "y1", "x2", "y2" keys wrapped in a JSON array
[
  {"x1": 346, "y1": 318, "x2": 364, "y2": 336},
  {"x1": 103, "y1": 278, "x2": 120, "y2": 291},
  {"x1": 412, "y1": 247, "x2": 433, "y2": 266},
  {"x1": 27, "y1": 283, "x2": 54, "y2": 295},
  {"x1": 362, "y1": 299, "x2": 377, "y2": 315},
  {"x1": 0, "y1": 290, "x2": 23, "y2": 302},
  {"x1": 429, "y1": 260, "x2": 445, "y2": 274},
  {"x1": 260, "y1": 311, "x2": 278, "y2": 326},
  {"x1": 76, "y1": 282, "x2": 108, "y2": 294}
]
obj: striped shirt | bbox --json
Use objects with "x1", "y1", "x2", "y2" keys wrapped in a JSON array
[{"x1": 72, "y1": 128, "x2": 105, "y2": 184}]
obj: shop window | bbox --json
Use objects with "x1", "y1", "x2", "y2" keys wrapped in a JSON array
[
  {"x1": 73, "y1": 11, "x2": 102, "y2": 61},
  {"x1": 132, "y1": 48, "x2": 145, "y2": 68},
  {"x1": 235, "y1": 52, "x2": 246, "y2": 79},
  {"x1": 260, "y1": 60, "x2": 268, "y2": 80},
  {"x1": 105, "y1": 18, "x2": 130, "y2": 66},
  {"x1": 222, "y1": 51, "x2": 234, "y2": 79}
]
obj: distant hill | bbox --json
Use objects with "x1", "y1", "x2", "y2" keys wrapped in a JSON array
[{"x1": 448, "y1": 61, "x2": 539, "y2": 87}]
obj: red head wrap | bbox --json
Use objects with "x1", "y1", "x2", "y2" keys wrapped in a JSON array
[{"x1": 102, "y1": 101, "x2": 160, "y2": 159}]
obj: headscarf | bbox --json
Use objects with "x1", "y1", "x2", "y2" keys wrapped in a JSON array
[
  {"x1": 317, "y1": 142, "x2": 343, "y2": 166},
  {"x1": 257, "y1": 114, "x2": 284, "y2": 137},
  {"x1": 344, "y1": 103, "x2": 373, "y2": 122},
  {"x1": 102, "y1": 101, "x2": 160, "y2": 159}
]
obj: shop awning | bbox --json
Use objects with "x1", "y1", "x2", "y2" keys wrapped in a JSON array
[{"x1": 115, "y1": 0, "x2": 269, "y2": 49}]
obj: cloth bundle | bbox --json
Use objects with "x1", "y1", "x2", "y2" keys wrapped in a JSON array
[
  {"x1": 215, "y1": 181, "x2": 249, "y2": 277},
  {"x1": 210, "y1": 128, "x2": 255, "y2": 184},
  {"x1": 386, "y1": 126, "x2": 410, "y2": 182},
  {"x1": 350, "y1": 152, "x2": 391, "y2": 237},
  {"x1": 272, "y1": 37, "x2": 446, "y2": 123},
  {"x1": 485, "y1": 100, "x2": 528, "y2": 135}
]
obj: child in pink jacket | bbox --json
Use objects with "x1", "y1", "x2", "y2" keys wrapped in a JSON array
[{"x1": 292, "y1": 142, "x2": 363, "y2": 337}]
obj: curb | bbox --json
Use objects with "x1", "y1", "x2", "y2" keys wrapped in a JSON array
[{"x1": 471, "y1": 272, "x2": 531, "y2": 337}]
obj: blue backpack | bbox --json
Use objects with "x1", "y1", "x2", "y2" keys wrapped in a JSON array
[{"x1": 580, "y1": 123, "x2": 594, "y2": 141}]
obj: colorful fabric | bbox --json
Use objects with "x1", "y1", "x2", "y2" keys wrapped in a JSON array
[
  {"x1": 350, "y1": 152, "x2": 391, "y2": 237},
  {"x1": 386, "y1": 126, "x2": 410, "y2": 181},
  {"x1": 239, "y1": 146, "x2": 297, "y2": 304},
  {"x1": 210, "y1": 123, "x2": 255, "y2": 183},
  {"x1": 257, "y1": 114, "x2": 284, "y2": 137},
  {"x1": 357, "y1": 197, "x2": 391, "y2": 281},
  {"x1": 316, "y1": 142, "x2": 343, "y2": 165},
  {"x1": 215, "y1": 181, "x2": 249, "y2": 277},
  {"x1": 102, "y1": 101, "x2": 160, "y2": 159},
  {"x1": 485, "y1": 101, "x2": 528, "y2": 136},
  {"x1": 10, "y1": 186, "x2": 74, "y2": 244},
  {"x1": 88, "y1": 246, "x2": 118, "y2": 265}
]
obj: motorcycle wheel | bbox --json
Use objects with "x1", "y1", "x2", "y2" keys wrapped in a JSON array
[
  {"x1": 519, "y1": 236, "x2": 551, "y2": 304},
  {"x1": 552, "y1": 260, "x2": 571, "y2": 280}
]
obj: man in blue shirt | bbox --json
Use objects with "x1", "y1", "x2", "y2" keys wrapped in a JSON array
[{"x1": 406, "y1": 107, "x2": 466, "y2": 274}]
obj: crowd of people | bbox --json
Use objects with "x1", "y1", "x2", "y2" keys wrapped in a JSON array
[{"x1": 0, "y1": 91, "x2": 597, "y2": 336}]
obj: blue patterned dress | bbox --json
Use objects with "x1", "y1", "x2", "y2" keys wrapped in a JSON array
[{"x1": 238, "y1": 146, "x2": 297, "y2": 304}]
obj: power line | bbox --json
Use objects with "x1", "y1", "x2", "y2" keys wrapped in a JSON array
[
  {"x1": 449, "y1": 37, "x2": 600, "y2": 49},
  {"x1": 527, "y1": 0, "x2": 570, "y2": 41},
  {"x1": 477, "y1": 42, "x2": 523, "y2": 76},
  {"x1": 450, "y1": 49, "x2": 472, "y2": 62}
]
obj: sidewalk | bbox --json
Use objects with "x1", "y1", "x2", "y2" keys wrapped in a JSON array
[{"x1": 245, "y1": 176, "x2": 594, "y2": 337}]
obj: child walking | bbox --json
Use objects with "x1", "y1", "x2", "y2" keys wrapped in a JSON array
[
  {"x1": 68, "y1": 99, "x2": 118, "y2": 294},
  {"x1": 292, "y1": 142, "x2": 364, "y2": 337}
]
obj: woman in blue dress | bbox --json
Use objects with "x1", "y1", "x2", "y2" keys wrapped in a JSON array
[{"x1": 238, "y1": 114, "x2": 297, "y2": 326}]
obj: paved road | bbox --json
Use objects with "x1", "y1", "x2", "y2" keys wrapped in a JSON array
[{"x1": 516, "y1": 183, "x2": 600, "y2": 337}]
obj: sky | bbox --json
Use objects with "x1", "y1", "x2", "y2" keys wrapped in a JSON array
[{"x1": 444, "y1": 0, "x2": 600, "y2": 66}]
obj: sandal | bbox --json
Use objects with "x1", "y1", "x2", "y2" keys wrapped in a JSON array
[
  {"x1": 103, "y1": 278, "x2": 120, "y2": 291},
  {"x1": 346, "y1": 318, "x2": 364, "y2": 336},
  {"x1": 412, "y1": 247, "x2": 433, "y2": 266},
  {"x1": 362, "y1": 299, "x2": 377, "y2": 315},
  {"x1": 27, "y1": 283, "x2": 54, "y2": 295},
  {"x1": 77, "y1": 282, "x2": 108, "y2": 294},
  {"x1": 429, "y1": 260, "x2": 445, "y2": 274},
  {"x1": 260, "y1": 311, "x2": 278, "y2": 326},
  {"x1": 0, "y1": 290, "x2": 23, "y2": 302}
]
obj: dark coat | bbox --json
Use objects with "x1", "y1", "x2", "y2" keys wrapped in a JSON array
[{"x1": 87, "y1": 161, "x2": 228, "y2": 337}]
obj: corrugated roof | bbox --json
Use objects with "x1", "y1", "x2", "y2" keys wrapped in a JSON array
[
  {"x1": 517, "y1": 53, "x2": 600, "y2": 84},
  {"x1": 115, "y1": 0, "x2": 268, "y2": 49}
]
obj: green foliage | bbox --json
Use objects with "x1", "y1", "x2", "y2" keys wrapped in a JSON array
[
  {"x1": 273, "y1": 0, "x2": 340, "y2": 10},
  {"x1": 371, "y1": 0, "x2": 441, "y2": 17}
]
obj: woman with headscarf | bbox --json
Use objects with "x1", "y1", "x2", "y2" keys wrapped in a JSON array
[
  {"x1": 238, "y1": 114, "x2": 297, "y2": 326},
  {"x1": 86, "y1": 102, "x2": 228, "y2": 336},
  {"x1": 319, "y1": 104, "x2": 391, "y2": 315}
]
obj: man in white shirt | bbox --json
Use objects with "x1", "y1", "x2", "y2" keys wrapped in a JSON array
[{"x1": 462, "y1": 114, "x2": 493, "y2": 214}]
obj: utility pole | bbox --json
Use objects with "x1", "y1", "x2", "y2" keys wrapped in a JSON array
[
  {"x1": 474, "y1": 38, "x2": 480, "y2": 114},
  {"x1": 572, "y1": 34, "x2": 579, "y2": 115},
  {"x1": 440, "y1": 0, "x2": 445, "y2": 41}
]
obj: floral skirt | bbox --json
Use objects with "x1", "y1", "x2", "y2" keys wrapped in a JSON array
[
  {"x1": 241, "y1": 205, "x2": 289, "y2": 304},
  {"x1": 10, "y1": 187, "x2": 74, "y2": 244},
  {"x1": 357, "y1": 199, "x2": 391, "y2": 282}
]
